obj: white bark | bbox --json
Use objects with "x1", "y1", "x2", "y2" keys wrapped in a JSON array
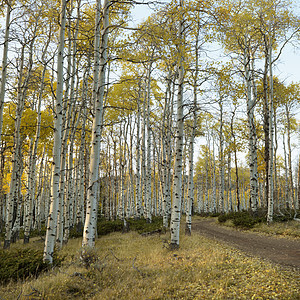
[
  {"x1": 244, "y1": 46, "x2": 258, "y2": 211},
  {"x1": 145, "y1": 61, "x2": 153, "y2": 223},
  {"x1": 24, "y1": 40, "x2": 49, "y2": 243},
  {"x1": 43, "y1": 0, "x2": 67, "y2": 263},
  {"x1": 0, "y1": 1, "x2": 12, "y2": 144},
  {"x1": 228, "y1": 151, "x2": 233, "y2": 212},
  {"x1": 219, "y1": 102, "x2": 225, "y2": 213},
  {"x1": 161, "y1": 72, "x2": 172, "y2": 228},
  {"x1": 285, "y1": 103, "x2": 295, "y2": 211},
  {"x1": 170, "y1": 0, "x2": 185, "y2": 249},
  {"x1": 82, "y1": 0, "x2": 110, "y2": 248},
  {"x1": 267, "y1": 44, "x2": 274, "y2": 223},
  {"x1": 5, "y1": 36, "x2": 34, "y2": 248},
  {"x1": 135, "y1": 88, "x2": 142, "y2": 219},
  {"x1": 185, "y1": 54, "x2": 198, "y2": 233}
]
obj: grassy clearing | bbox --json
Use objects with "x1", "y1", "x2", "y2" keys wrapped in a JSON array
[
  {"x1": 215, "y1": 216, "x2": 300, "y2": 239},
  {"x1": 252, "y1": 220, "x2": 300, "y2": 238},
  {"x1": 0, "y1": 224, "x2": 299, "y2": 300}
]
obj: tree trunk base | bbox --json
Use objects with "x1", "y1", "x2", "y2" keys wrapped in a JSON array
[
  {"x1": 23, "y1": 235, "x2": 30, "y2": 244},
  {"x1": 3, "y1": 240, "x2": 10, "y2": 249},
  {"x1": 122, "y1": 220, "x2": 129, "y2": 233},
  {"x1": 185, "y1": 224, "x2": 191, "y2": 236},
  {"x1": 169, "y1": 242, "x2": 179, "y2": 250},
  {"x1": 11, "y1": 231, "x2": 19, "y2": 244}
]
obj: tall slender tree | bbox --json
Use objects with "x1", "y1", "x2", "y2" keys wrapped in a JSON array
[
  {"x1": 82, "y1": 0, "x2": 110, "y2": 248},
  {"x1": 43, "y1": 0, "x2": 67, "y2": 263}
]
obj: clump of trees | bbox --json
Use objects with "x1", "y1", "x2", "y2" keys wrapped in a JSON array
[{"x1": 0, "y1": 0, "x2": 299, "y2": 260}]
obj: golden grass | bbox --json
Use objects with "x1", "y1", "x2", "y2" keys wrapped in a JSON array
[
  {"x1": 216, "y1": 217, "x2": 300, "y2": 239},
  {"x1": 1, "y1": 224, "x2": 299, "y2": 300},
  {"x1": 251, "y1": 220, "x2": 300, "y2": 238}
]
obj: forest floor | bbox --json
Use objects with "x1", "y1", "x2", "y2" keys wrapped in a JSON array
[
  {"x1": 1, "y1": 218, "x2": 300, "y2": 299},
  {"x1": 192, "y1": 217, "x2": 300, "y2": 269}
]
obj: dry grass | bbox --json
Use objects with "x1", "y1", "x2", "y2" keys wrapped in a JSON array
[
  {"x1": 0, "y1": 224, "x2": 299, "y2": 300},
  {"x1": 217, "y1": 217, "x2": 300, "y2": 239},
  {"x1": 251, "y1": 220, "x2": 300, "y2": 238}
]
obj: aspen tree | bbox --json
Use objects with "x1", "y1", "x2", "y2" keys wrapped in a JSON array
[
  {"x1": 24, "y1": 37, "x2": 50, "y2": 244},
  {"x1": 76, "y1": 54, "x2": 91, "y2": 229},
  {"x1": 297, "y1": 156, "x2": 300, "y2": 210},
  {"x1": 57, "y1": 0, "x2": 79, "y2": 247},
  {"x1": 44, "y1": 0, "x2": 67, "y2": 263},
  {"x1": 185, "y1": 29, "x2": 199, "y2": 234},
  {"x1": 218, "y1": 101, "x2": 225, "y2": 213},
  {"x1": 135, "y1": 83, "x2": 142, "y2": 219},
  {"x1": 0, "y1": 0, "x2": 11, "y2": 144},
  {"x1": 267, "y1": 41, "x2": 274, "y2": 223},
  {"x1": 145, "y1": 60, "x2": 153, "y2": 223},
  {"x1": 211, "y1": 134, "x2": 217, "y2": 213},
  {"x1": 82, "y1": 0, "x2": 110, "y2": 248},
  {"x1": 161, "y1": 70, "x2": 173, "y2": 228},
  {"x1": 170, "y1": 0, "x2": 185, "y2": 249},
  {"x1": 5, "y1": 20, "x2": 37, "y2": 247}
]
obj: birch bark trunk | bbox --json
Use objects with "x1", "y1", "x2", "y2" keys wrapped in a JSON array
[
  {"x1": 43, "y1": 0, "x2": 67, "y2": 263},
  {"x1": 267, "y1": 44, "x2": 274, "y2": 223},
  {"x1": 5, "y1": 36, "x2": 34, "y2": 248},
  {"x1": 219, "y1": 102, "x2": 225, "y2": 213},
  {"x1": 285, "y1": 103, "x2": 295, "y2": 212},
  {"x1": 170, "y1": 0, "x2": 185, "y2": 249},
  {"x1": 82, "y1": 0, "x2": 110, "y2": 248},
  {"x1": 185, "y1": 37, "x2": 198, "y2": 234},
  {"x1": 0, "y1": 0, "x2": 12, "y2": 144},
  {"x1": 145, "y1": 60, "x2": 153, "y2": 223},
  {"x1": 135, "y1": 86, "x2": 142, "y2": 219},
  {"x1": 244, "y1": 45, "x2": 258, "y2": 212},
  {"x1": 24, "y1": 39, "x2": 50, "y2": 243}
]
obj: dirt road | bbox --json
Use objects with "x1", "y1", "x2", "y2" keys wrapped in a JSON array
[{"x1": 192, "y1": 218, "x2": 300, "y2": 269}]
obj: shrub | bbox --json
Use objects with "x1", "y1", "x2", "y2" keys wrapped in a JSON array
[
  {"x1": 218, "y1": 212, "x2": 236, "y2": 223},
  {"x1": 218, "y1": 211, "x2": 264, "y2": 229},
  {"x1": 97, "y1": 218, "x2": 124, "y2": 236},
  {"x1": 218, "y1": 214, "x2": 228, "y2": 223},
  {"x1": 96, "y1": 217, "x2": 163, "y2": 236},
  {"x1": 0, "y1": 247, "x2": 64, "y2": 284},
  {"x1": 69, "y1": 223, "x2": 84, "y2": 238},
  {"x1": 232, "y1": 212, "x2": 257, "y2": 229},
  {"x1": 128, "y1": 216, "x2": 163, "y2": 234}
]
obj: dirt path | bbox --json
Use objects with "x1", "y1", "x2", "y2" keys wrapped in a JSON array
[{"x1": 192, "y1": 219, "x2": 300, "y2": 269}]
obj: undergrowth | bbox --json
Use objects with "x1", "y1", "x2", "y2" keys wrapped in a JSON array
[
  {"x1": 216, "y1": 208, "x2": 300, "y2": 238},
  {"x1": 218, "y1": 210, "x2": 265, "y2": 229},
  {"x1": 69, "y1": 216, "x2": 164, "y2": 238},
  {"x1": 217, "y1": 209, "x2": 299, "y2": 229},
  {"x1": 0, "y1": 228, "x2": 299, "y2": 299},
  {"x1": 0, "y1": 246, "x2": 64, "y2": 284}
]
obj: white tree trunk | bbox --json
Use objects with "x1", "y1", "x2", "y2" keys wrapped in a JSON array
[
  {"x1": 267, "y1": 45, "x2": 274, "y2": 223},
  {"x1": 244, "y1": 46, "x2": 258, "y2": 211},
  {"x1": 0, "y1": 0, "x2": 11, "y2": 144},
  {"x1": 170, "y1": 0, "x2": 185, "y2": 249},
  {"x1": 5, "y1": 39, "x2": 33, "y2": 248},
  {"x1": 43, "y1": 0, "x2": 67, "y2": 263},
  {"x1": 219, "y1": 103, "x2": 225, "y2": 213},
  {"x1": 135, "y1": 89, "x2": 142, "y2": 219},
  {"x1": 82, "y1": 0, "x2": 110, "y2": 248},
  {"x1": 24, "y1": 42, "x2": 49, "y2": 243},
  {"x1": 145, "y1": 61, "x2": 153, "y2": 223}
]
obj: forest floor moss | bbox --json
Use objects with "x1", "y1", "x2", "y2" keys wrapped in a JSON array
[{"x1": 0, "y1": 219, "x2": 299, "y2": 299}]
